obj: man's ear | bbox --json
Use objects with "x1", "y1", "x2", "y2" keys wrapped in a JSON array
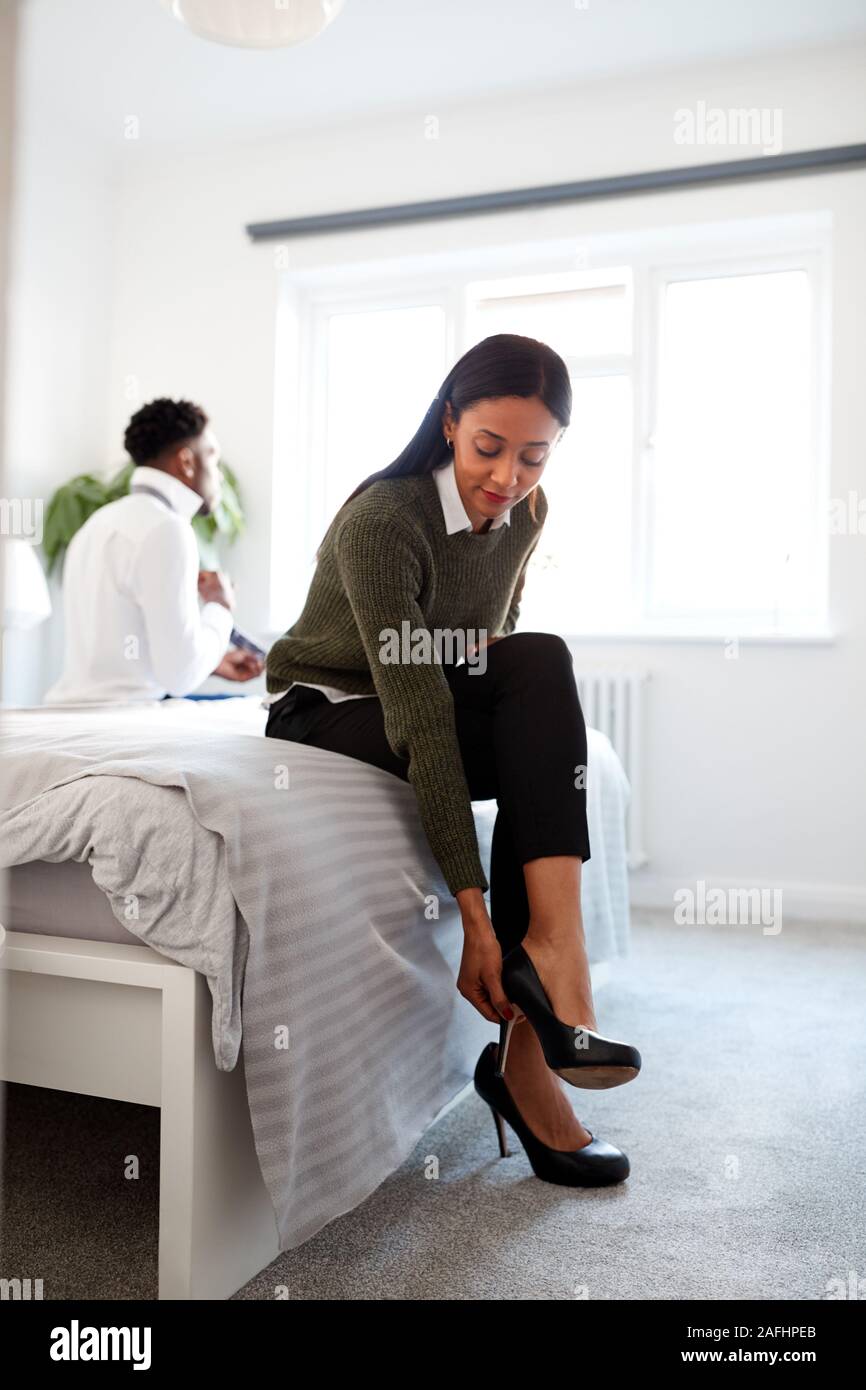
[{"x1": 177, "y1": 445, "x2": 196, "y2": 481}]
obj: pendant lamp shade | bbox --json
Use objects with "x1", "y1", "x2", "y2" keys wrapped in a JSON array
[{"x1": 160, "y1": 0, "x2": 345, "y2": 49}]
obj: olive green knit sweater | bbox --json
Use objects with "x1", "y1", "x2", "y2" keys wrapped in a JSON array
[{"x1": 266, "y1": 471, "x2": 548, "y2": 896}]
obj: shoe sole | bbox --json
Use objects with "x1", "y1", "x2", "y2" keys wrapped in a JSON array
[
  {"x1": 495, "y1": 1021, "x2": 641, "y2": 1090},
  {"x1": 554, "y1": 1063, "x2": 641, "y2": 1089}
]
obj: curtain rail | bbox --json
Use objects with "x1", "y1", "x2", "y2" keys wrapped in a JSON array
[{"x1": 245, "y1": 143, "x2": 866, "y2": 242}]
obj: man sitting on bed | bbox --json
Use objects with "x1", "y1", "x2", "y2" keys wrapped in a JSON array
[{"x1": 44, "y1": 397, "x2": 263, "y2": 705}]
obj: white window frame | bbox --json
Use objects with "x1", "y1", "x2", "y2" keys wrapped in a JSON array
[{"x1": 270, "y1": 211, "x2": 833, "y2": 644}]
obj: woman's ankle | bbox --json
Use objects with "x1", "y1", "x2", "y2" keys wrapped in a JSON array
[
  {"x1": 523, "y1": 916, "x2": 588, "y2": 949},
  {"x1": 520, "y1": 935, "x2": 598, "y2": 1030}
]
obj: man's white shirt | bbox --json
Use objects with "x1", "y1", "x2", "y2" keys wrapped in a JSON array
[{"x1": 44, "y1": 465, "x2": 233, "y2": 705}]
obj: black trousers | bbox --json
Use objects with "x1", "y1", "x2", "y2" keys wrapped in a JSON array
[{"x1": 265, "y1": 632, "x2": 591, "y2": 956}]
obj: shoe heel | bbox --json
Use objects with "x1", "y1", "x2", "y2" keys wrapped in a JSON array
[
  {"x1": 495, "y1": 1014, "x2": 517, "y2": 1078},
  {"x1": 489, "y1": 1104, "x2": 510, "y2": 1158}
]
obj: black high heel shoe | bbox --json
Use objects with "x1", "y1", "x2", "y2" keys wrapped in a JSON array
[
  {"x1": 474, "y1": 1042, "x2": 630, "y2": 1187},
  {"x1": 498, "y1": 943, "x2": 641, "y2": 1090}
]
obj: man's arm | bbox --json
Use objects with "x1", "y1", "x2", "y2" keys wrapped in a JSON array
[{"x1": 131, "y1": 518, "x2": 233, "y2": 695}]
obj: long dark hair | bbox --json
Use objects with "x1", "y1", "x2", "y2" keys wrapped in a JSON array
[{"x1": 316, "y1": 332, "x2": 571, "y2": 557}]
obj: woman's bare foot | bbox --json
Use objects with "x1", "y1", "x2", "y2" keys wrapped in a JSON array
[
  {"x1": 498, "y1": 1020, "x2": 593, "y2": 1150},
  {"x1": 519, "y1": 921, "x2": 599, "y2": 1032}
]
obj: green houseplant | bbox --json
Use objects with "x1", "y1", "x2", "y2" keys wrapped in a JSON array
[{"x1": 42, "y1": 458, "x2": 246, "y2": 574}]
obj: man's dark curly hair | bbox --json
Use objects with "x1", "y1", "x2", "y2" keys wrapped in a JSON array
[{"x1": 123, "y1": 398, "x2": 209, "y2": 466}]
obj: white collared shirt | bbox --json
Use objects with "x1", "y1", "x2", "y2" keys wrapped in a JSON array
[
  {"x1": 432, "y1": 455, "x2": 512, "y2": 533},
  {"x1": 265, "y1": 457, "x2": 513, "y2": 708},
  {"x1": 44, "y1": 465, "x2": 234, "y2": 705}
]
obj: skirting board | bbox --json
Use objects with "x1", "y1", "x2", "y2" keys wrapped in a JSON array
[{"x1": 629, "y1": 873, "x2": 866, "y2": 927}]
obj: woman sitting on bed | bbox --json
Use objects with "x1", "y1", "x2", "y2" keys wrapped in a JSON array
[{"x1": 265, "y1": 333, "x2": 641, "y2": 1189}]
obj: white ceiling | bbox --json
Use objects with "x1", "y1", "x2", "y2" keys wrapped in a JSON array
[{"x1": 18, "y1": 0, "x2": 866, "y2": 154}]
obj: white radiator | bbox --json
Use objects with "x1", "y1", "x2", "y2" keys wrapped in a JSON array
[{"x1": 575, "y1": 670, "x2": 649, "y2": 871}]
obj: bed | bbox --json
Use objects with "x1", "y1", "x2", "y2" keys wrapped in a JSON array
[{"x1": 0, "y1": 694, "x2": 632, "y2": 1298}]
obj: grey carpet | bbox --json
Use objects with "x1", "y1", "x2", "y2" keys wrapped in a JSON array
[{"x1": 2, "y1": 910, "x2": 864, "y2": 1300}]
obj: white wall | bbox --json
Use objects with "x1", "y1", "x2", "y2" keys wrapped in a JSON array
[
  {"x1": 9, "y1": 31, "x2": 866, "y2": 916},
  {"x1": 0, "y1": 0, "x2": 18, "y2": 1141},
  {"x1": 2, "y1": 0, "x2": 115, "y2": 704}
]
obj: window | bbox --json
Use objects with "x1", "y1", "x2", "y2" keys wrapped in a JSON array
[
  {"x1": 320, "y1": 302, "x2": 448, "y2": 522},
  {"x1": 465, "y1": 269, "x2": 635, "y2": 635},
  {"x1": 275, "y1": 217, "x2": 830, "y2": 640},
  {"x1": 648, "y1": 268, "x2": 819, "y2": 629}
]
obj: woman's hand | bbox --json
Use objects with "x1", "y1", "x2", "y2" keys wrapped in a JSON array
[
  {"x1": 456, "y1": 914, "x2": 518, "y2": 1025},
  {"x1": 465, "y1": 634, "x2": 503, "y2": 661}
]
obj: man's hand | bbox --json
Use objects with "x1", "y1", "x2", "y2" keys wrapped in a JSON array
[
  {"x1": 212, "y1": 648, "x2": 264, "y2": 682},
  {"x1": 198, "y1": 569, "x2": 236, "y2": 611}
]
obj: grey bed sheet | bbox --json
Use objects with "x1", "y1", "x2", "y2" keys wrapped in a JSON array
[
  {"x1": 2, "y1": 720, "x2": 632, "y2": 966},
  {"x1": 3, "y1": 860, "x2": 141, "y2": 946},
  {"x1": 1, "y1": 699, "x2": 632, "y2": 1252}
]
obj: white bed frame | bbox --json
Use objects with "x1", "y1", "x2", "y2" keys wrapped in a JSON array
[
  {"x1": 1, "y1": 925, "x2": 612, "y2": 1300},
  {"x1": 1, "y1": 927, "x2": 282, "y2": 1299}
]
